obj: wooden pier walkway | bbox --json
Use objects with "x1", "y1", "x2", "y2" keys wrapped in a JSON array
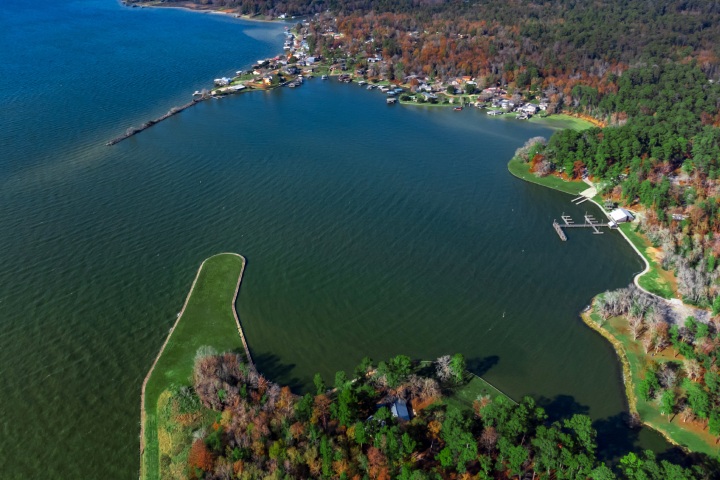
[
  {"x1": 106, "y1": 98, "x2": 204, "y2": 146},
  {"x1": 552, "y1": 220, "x2": 567, "y2": 241},
  {"x1": 553, "y1": 213, "x2": 614, "y2": 241}
]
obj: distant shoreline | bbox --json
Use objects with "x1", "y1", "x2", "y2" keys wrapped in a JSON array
[{"x1": 120, "y1": 0, "x2": 285, "y2": 24}]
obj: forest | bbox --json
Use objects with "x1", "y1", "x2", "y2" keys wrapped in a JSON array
[
  {"x1": 519, "y1": 62, "x2": 720, "y2": 307},
  {"x1": 135, "y1": 0, "x2": 720, "y2": 86},
  {"x1": 156, "y1": 349, "x2": 717, "y2": 479}
]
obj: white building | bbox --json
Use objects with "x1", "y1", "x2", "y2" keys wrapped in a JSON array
[{"x1": 609, "y1": 208, "x2": 634, "y2": 223}]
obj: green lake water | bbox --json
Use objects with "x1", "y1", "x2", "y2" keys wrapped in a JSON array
[{"x1": 0, "y1": 0, "x2": 672, "y2": 477}]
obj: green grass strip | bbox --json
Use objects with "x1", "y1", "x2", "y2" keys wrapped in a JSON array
[
  {"x1": 140, "y1": 253, "x2": 247, "y2": 480},
  {"x1": 527, "y1": 113, "x2": 596, "y2": 131},
  {"x1": 618, "y1": 223, "x2": 675, "y2": 299},
  {"x1": 583, "y1": 311, "x2": 720, "y2": 456},
  {"x1": 507, "y1": 156, "x2": 588, "y2": 196}
]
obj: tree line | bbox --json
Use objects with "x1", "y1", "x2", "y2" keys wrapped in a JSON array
[{"x1": 155, "y1": 348, "x2": 717, "y2": 479}]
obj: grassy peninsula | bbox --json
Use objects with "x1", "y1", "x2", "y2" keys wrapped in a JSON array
[
  {"x1": 583, "y1": 308, "x2": 720, "y2": 457},
  {"x1": 141, "y1": 253, "x2": 247, "y2": 480}
]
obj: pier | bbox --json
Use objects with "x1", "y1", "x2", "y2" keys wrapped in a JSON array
[
  {"x1": 553, "y1": 213, "x2": 614, "y2": 241},
  {"x1": 106, "y1": 98, "x2": 205, "y2": 146}
]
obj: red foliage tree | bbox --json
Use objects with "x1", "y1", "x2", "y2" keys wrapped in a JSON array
[{"x1": 188, "y1": 439, "x2": 215, "y2": 472}]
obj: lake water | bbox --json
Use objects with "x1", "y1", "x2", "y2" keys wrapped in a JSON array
[{"x1": 0, "y1": 0, "x2": 670, "y2": 477}]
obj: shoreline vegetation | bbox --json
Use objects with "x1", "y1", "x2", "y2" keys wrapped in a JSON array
[
  {"x1": 508, "y1": 152, "x2": 720, "y2": 456},
  {"x1": 141, "y1": 262, "x2": 711, "y2": 480},
  {"x1": 580, "y1": 310, "x2": 720, "y2": 457},
  {"x1": 507, "y1": 153, "x2": 678, "y2": 300},
  {"x1": 140, "y1": 253, "x2": 247, "y2": 480}
]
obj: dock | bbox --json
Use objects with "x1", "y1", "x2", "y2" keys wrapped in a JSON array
[
  {"x1": 552, "y1": 213, "x2": 614, "y2": 241},
  {"x1": 106, "y1": 98, "x2": 205, "y2": 146}
]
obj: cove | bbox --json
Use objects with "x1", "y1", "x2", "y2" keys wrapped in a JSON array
[{"x1": 0, "y1": 0, "x2": 670, "y2": 477}]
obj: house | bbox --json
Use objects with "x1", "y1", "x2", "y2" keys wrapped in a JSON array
[
  {"x1": 213, "y1": 77, "x2": 231, "y2": 86},
  {"x1": 522, "y1": 104, "x2": 539, "y2": 114},
  {"x1": 609, "y1": 208, "x2": 634, "y2": 223},
  {"x1": 391, "y1": 399, "x2": 411, "y2": 421}
]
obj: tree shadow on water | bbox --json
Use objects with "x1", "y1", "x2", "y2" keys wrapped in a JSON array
[
  {"x1": 537, "y1": 394, "x2": 590, "y2": 421},
  {"x1": 466, "y1": 355, "x2": 500, "y2": 376},
  {"x1": 252, "y1": 352, "x2": 305, "y2": 392},
  {"x1": 593, "y1": 412, "x2": 642, "y2": 463}
]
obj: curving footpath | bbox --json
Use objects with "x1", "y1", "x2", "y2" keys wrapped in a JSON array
[{"x1": 139, "y1": 253, "x2": 251, "y2": 479}]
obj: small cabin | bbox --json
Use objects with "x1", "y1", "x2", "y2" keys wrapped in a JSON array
[{"x1": 391, "y1": 399, "x2": 411, "y2": 421}]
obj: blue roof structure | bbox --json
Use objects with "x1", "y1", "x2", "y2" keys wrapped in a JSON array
[{"x1": 391, "y1": 399, "x2": 411, "y2": 421}]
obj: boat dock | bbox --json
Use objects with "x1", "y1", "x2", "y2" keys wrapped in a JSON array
[
  {"x1": 552, "y1": 213, "x2": 613, "y2": 241},
  {"x1": 106, "y1": 98, "x2": 205, "y2": 146}
]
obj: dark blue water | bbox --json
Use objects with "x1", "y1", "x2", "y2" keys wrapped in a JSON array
[{"x1": 0, "y1": 0, "x2": 668, "y2": 477}]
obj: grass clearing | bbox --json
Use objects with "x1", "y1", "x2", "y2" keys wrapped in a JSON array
[
  {"x1": 618, "y1": 223, "x2": 676, "y2": 299},
  {"x1": 584, "y1": 311, "x2": 720, "y2": 456},
  {"x1": 508, "y1": 156, "x2": 588, "y2": 196},
  {"x1": 444, "y1": 374, "x2": 514, "y2": 412},
  {"x1": 141, "y1": 253, "x2": 246, "y2": 480},
  {"x1": 529, "y1": 114, "x2": 596, "y2": 131}
]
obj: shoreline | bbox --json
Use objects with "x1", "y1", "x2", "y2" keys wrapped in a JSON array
[
  {"x1": 509, "y1": 158, "x2": 717, "y2": 454},
  {"x1": 121, "y1": 1, "x2": 286, "y2": 24},
  {"x1": 507, "y1": 158, "x2": 652, "y2": 290},
  {"x1": 578, "y1": 311, "x2": 690, "y2": 452},
  {"x1": 139, "y1": 253, "x2": 247, "y2": 480}
]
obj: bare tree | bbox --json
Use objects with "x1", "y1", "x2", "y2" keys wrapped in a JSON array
[
  {"x1": 513, "y1": 136, "x2": 546, "y2": 162},
  {"x1": 479, "y1": 426, "x2": 498, "y2": 452},
  {"x1": 657, "y1": 363, "x2": 677, "y2": 389},
  {"x1": 683, "y1": 359, "x2": 703, "y2": 381},
  {"x1": 641, "y1": 334, "x2": 654, "y2": 354},
  {"x1": 653, "y1": 322, "x2": 670, "y2": 354},
  {"x1": 435, "y1": 355, "x2": 453, "y2": 382},
  {"x1": 420, "y1": 377, "x2": 440, "y2": 401},
  {"x1": 628, "y1": 314, "x2": 644, "y2": 341}
]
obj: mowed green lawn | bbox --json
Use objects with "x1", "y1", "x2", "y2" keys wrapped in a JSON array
[
  {"x1": 444, "y1": 374, "x2": 515, "y2": 412},
  {"x1": 618, "y1": 223, "x2": 675, "y2": 299},
  {"x1": 507, "y1": 156, "x2": 588, "y2": 196},
  {"x1": 141, "y1": 253, "x2": 246, "y2": 480},
  {"x1": 528, "y1": 113, "x2": 596, "y2": 131}
]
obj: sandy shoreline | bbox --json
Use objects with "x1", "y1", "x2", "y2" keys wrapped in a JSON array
[{"x1": 120, "y1": 0, "x2": 286, "y2": 24}]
